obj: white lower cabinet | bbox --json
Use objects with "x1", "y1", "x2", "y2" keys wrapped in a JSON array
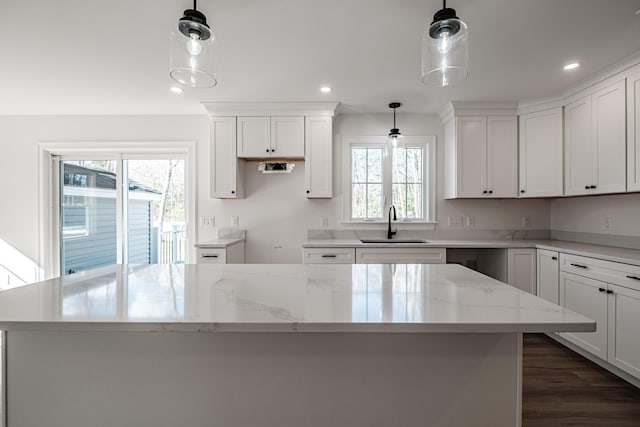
[
  {"x1": 607, "y1": 283, "x2": 640, "y2": 378},
  {"x1": 303, "y1": 248, "x2": 355, "y2": 264},
  {"x1": 558, "y1": 253, "x2": 640, "y2": 381},
  {"x1": 507, "y1": 248, "x2": 536, "y2": 294},
  {"x1": 355, "y1": 248, "x2": 446, "y2": 264},
  {"x1": 559, "y1": 271, "x2": 609, "y2": 360},
  {"x1": 537, "y1": 249, "x2": 559, "y2": 304},
  {"x1": 196, "y1": 242, "x2": 245, "y2": 264}
]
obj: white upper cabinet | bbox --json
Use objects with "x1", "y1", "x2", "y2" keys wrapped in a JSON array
[
  {"x1": 272, "y1": 116, "x2": 305, "y2": 157},
  {"x1": 518, "y1": 108, "x2": 563, "y2": 197},
  {"x1": 564, "y1": 78, "x2": 626, "y2": 196},
  {"x1": 442, "y1": 102, "x2": 518, "y2": 199},
  {"x1": 627, "y1": 65, "x2": 640, "y2": 192},
  {"x1": 237, "y1": 117, "x2": 270, "y2": 158},
  {"x1": 305, "y1": 116, "x2": 333, "y2": 198},
  {"x1": 237, "y1": 116, "x2": 304, "y2": 158},
  {"x1": 210, "y1": 117, "x2": 244, "y2": 199},
  {"x1": 487, "y1": 116, "x2": 518, "y2": 197}
]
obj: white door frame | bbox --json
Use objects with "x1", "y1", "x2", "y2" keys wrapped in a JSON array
[{"x1": 37, "y1": 141, "x2": 197, "y2": 278}]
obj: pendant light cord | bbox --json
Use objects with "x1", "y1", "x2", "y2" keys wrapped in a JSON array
[
  {"x1": 393, "y1": 107, "x2": 397, "y2": 128},
  {"x1": 194, "y1": 0, "x2": 197, "y2": 10}
]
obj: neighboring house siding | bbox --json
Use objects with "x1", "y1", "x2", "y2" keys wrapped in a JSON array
[
  {"x1": 63, "y1": 197, "x2": 117, "y2": 274},
  {"x1": 128, "y1": 201, "x2": 152, "y2": 264},
  {"x1": 63, "y1": 198, "x2": 153, "y2": 274}
]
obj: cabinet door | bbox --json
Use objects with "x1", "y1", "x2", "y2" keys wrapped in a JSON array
[
  {"x1": 628, "y1": 67, "x2": 640, "y2": 191},
  {"x1": 565, "y1": 95, "x2": 596, "y2": 195},
  {"x1": 536, "y1": 249, "x2": 559, "y2": 304},
  {"x1": 559, "y1": 272, "x2": 608, "y2": 360},
  {"x1": 593, "y1": 79, "x2": 626, "y2": 194},
  {"x1": 519, "y1": 108, "x2": 563, "y2": 197},
  {"x1": 486, "y1": 116, "x2": 518, "y2": 197},
  {"x1": 507, "y1": 248, "x2": 536, "y2": 294},
  {"x1": 271, "y1": 116, "x2": 305, "y2": 157},
  {"x1": 210, "y1": 117, "x2": 243, "y2": 198},
  {"x1": 305, "y1": 116, "x2": 332, "y2": 198},
  {"x1": 456, "y1": 116, "x2": 487, "y2": 197},
  {"x1": 607, "y1": 283, "x2": 640, "y2": 378},
  {"x1": 237, "y1": 117, "x2": 270, "y2": 158}
]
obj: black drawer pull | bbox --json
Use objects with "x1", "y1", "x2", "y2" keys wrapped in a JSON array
[
  {"x1": 202, "y1": 255, "x2": 219, "y2": 258},
  {"x1": 570, "y1": 263, "x2": 588, "y2": 269},
  {"x1": 520, "y1": 190, "x2": 525, "y2": 193},
  {"x1": 551, "y1": 256, "x2": 557, "y2": 260},
  {"x1": 488, "y1": 190, "x2": 493, "y2": 194},
  {"x1": 606, "y1": 289, "x2": 614, "y2": 295},
  {"x1": 626, "y1": 275, "x2": 640, "y2": 281},
  {"x1": 598, "y1": 288, "x2": 606, "y2": 293},
  {"x1": 321, "y1": 254, "x2": 337, "y2": 258},
  {"x1": 584, "y1": 185, "x2": 589, "y2": 190}
]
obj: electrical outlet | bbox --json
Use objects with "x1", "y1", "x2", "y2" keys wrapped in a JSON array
[
  {"x1": 521, "y1": 216, "x2": 531, "y2": 228},
  {"x1": 231, "y1": 216, "x2": 239, "y2": 227},
  {"x1": 320, "y1": 216, "x2": 329, "y2": 228},
  {"x1": 604, "y1": 217, "x2": 612, "y2": 231},
  {"x1": 465, "y1": 216, "x2": 475, "y2": 227}
]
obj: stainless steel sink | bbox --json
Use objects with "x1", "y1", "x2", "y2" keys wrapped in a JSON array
[{"x1": 360, "y1": 239, "x2": 429, "y2": 244}]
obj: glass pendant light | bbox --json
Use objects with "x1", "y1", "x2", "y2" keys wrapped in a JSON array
[
  {"x1": 388, "y1": 102, "x2": 403, "y2": 146},
  {"x1": 170, "y1": 0, "x2": 217, "y2": 88},
  {"x1": 421, "y1": 0, "x2": 468, "y2": 87}
]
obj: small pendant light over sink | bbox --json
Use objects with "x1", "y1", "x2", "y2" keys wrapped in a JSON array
[
  {"x1": 170, "y1": 0, "x2": 217, "y2": 88},
  {"x1": 388, "y1": 102, "x2": 403, "y2": 146},
  {"x1": 421, "y1": 0, "x2": 469, "y2": 87}
]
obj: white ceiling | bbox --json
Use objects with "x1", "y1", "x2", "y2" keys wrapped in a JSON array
[{"x1": 1, "y1": 0, "x2": 639, "y2": 115}]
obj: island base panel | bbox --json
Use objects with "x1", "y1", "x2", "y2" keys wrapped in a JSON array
[{"x1": 6, "y1": 331, "x2": 521, "y2": 427}]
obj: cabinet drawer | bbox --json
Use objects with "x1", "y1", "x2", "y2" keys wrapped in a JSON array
[
  {"x1": 355, "y1": 248, "x2": 446, "y2": 264},
  {"x1": 303, "y1": 248, "x2": 355, "y2": 264},
  {"x1": 559, "y1": 253, "x2": 640, "y2": 291},
  {"x1": 197, "y1": 249, "x2": 227, "y2": 264}
]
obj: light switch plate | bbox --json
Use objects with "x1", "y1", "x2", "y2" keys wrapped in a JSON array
[
  {"x1": 231, "y1": 216, "x2": 239, "y2": 227},
  {"x1": 320, "y1": 216, "x2": 329, "y2": 228}
]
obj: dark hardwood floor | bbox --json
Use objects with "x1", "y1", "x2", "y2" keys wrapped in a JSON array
[{"x1": 523, "y1": 334, "x2": 640, "y2": 426}]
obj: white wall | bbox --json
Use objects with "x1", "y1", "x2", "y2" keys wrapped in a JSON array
[
  {"x1": 550, "y1": 193, "x2": 640, "y2": 237},
  {"x1": 0, "y1": 113, "x2": 550, "y2": 273}
]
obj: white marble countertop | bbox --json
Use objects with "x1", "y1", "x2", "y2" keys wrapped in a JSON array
[
  {"x1": 194, "y1": 238, "x2": 244, "y2": 248},
  {"x1": 0, "y1": 263, "x2": 594, "y2": 334},
  {"x1": 303, "y1": 239, "x2": 640, "y2": 266}
]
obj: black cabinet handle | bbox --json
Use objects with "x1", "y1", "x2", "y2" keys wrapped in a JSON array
[
  {"x1": 585, "y1": 185, "x2": 590, "y2": 190},
  {"x1": 483, "y1": 190, "x2": 488, "y2": 194},
  {"x1": 488, "y1": 190, "x2": 493, "y2": 194},
  {"x1": 591, "y1": 185, "x2": 597, "y2": 189},
  {"x1": 231, "y1": 190, "x2": 235, "y2": 194},
  {"x1": 266, "y1": 148, "x2": 269, "y2": 153},
  {"x1": 306, "y1": 190, "x2": 310, "y2": 194},
  {"x1": 271, "y1": 149, "x2": 275, "y2": 152},
  {"x1": 321, "y1": 254, "x2": 337, "y2": 258},
  {"x1": 520, "y1": 190, "x2": 525, "y2": 193},
  {"x1": 626, "y1": 275, "x2": 640, "y2": 281},
  {"x1": 598, "y1": 288, "x2": 606, "y2": 293},
  {"x1": 606, "y1": 289, "x2": 614, "y2": 294},
  {"x1": 202, "y1": 255, "x2": 219, "y2": 259},
  {"x1": 551, "y1": 256, "x2": 557, "y2": 260},
  {"x1": 570, "y1": 263, "x2": 588, "y2": 269}
]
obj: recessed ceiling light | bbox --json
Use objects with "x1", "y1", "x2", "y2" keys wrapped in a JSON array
[
  {"x1": 320, "y1": 86, "x2": 332, "y2": 93},
  {"x1": 170, "y1": 86, "x2": 184, "y2": 93},
  {"x1": 563, "y1": 62, "x2": 581, "y2": 71}
]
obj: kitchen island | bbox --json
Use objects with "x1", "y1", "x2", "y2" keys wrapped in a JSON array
[{"x1": 0, "y1": 263, "x2": 594, "y2": 427}]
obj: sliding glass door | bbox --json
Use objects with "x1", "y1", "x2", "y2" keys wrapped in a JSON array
[{"x1": 59, "y1": 156, "x2": 186, "y2": 275}]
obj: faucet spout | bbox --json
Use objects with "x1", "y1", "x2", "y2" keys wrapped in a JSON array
[{"x1": 387, "y1": 205, "x2": 397, "y2": 240}]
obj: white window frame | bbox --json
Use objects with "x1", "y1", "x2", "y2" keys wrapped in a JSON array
[
  {"x1": 341, "y1": 136, "x2": 436, "y2": 226},
  {"x1": 37, "y1": 141, "x2": 196, "y2": 279}
]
